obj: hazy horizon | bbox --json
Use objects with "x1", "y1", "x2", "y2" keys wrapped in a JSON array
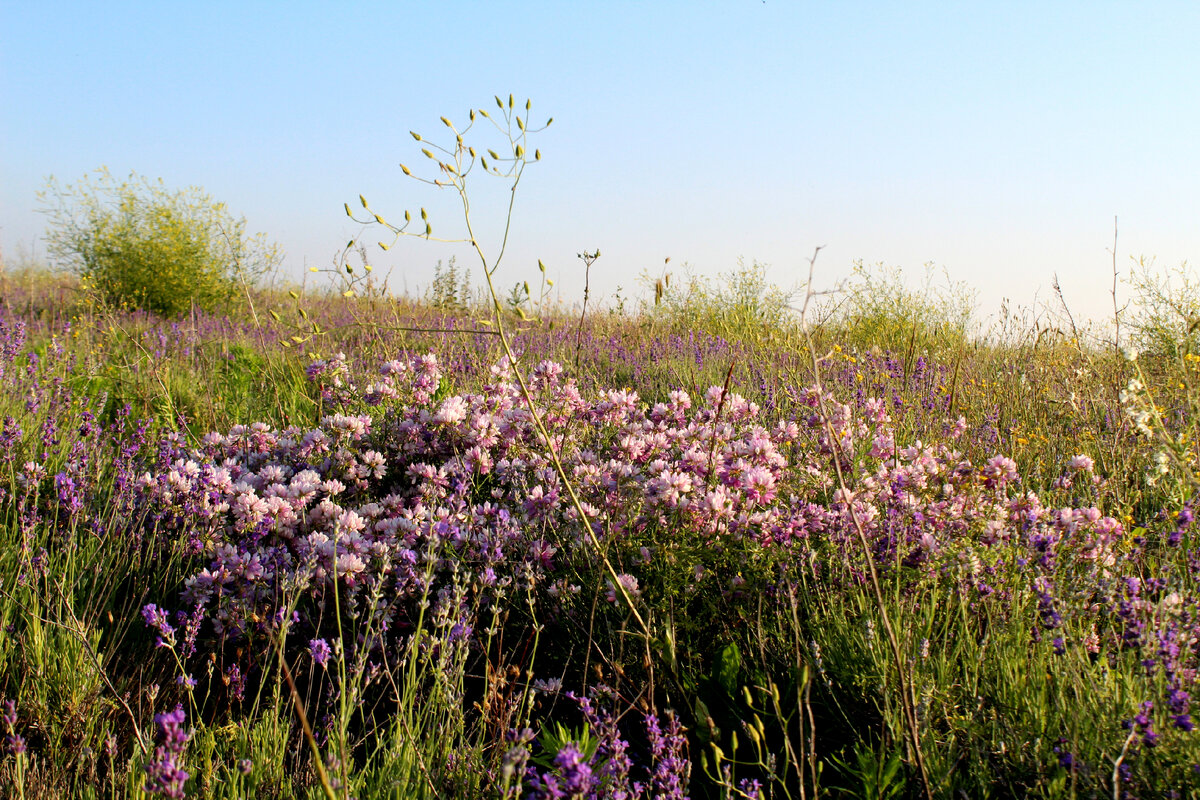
[{"x1": 4, "y1": 1, "x2": 1198, "y2": 326}]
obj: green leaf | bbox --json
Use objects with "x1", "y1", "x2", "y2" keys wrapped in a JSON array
[{"x1": 715, "y1": 642, "x2": 741, "y2": 698}]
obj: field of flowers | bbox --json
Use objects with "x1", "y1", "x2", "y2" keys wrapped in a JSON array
[{"x1": 1, "y1": 262, "x2": 1199, "y2": 799}]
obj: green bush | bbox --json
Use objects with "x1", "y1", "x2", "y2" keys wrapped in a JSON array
[
  {"x1": 650, "y1": 258, "x2": 797, "y2": 343},
  {"x1": 1126, "y1": 256, "x2": 1200, "y2": 358},
  {"x1": 826, "y1": 260, "x2": 976, "y2": 354},
  {"x1": 39, "y1": 167, "x2": 280, "y2": 317}
]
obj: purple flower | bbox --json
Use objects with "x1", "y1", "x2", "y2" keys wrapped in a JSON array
[
  {"x1": 738, "y1": 778, "x2": 763, "y2": 799},
  {"x1": 2, "y1": 699, "x2": 25, "y2": 756},
  {"x1": 144, "y1": 705, "x2": 190, "y2": 798},
  {"x1": 225, "y1": 664, "x2": 245, "y2": 703},
  {"x1": 554, "y1": 742, "x2": 595, "y2": 795},
  {"x1": 646, "y1": 711, "x2": 689, "y2": 800},
  {"x1": 309, "y1": 638, "x2": 333, "y2": 668},
  {"x1": 1179, "y1": 506, "x2": 1194, "y2": 529},
  {"x1": 141, "y1": 604, "x2": 176, "y2": 648}
]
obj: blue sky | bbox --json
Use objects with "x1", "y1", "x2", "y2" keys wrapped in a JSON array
[{"x1": 3, "y1": 1, "x2": 1198, "y2": 323}]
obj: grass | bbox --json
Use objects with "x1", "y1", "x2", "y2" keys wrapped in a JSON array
[{"x1": 0, "y1": 258, "x2": 1198, "y2": 799}]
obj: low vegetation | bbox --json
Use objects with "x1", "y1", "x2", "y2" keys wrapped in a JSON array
[{"x1": 2, "y1": 99, "x2": 1199, "y2": 799}]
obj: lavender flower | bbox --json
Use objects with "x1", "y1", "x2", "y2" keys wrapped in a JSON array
[
  {"x1": 309, "y1": 638, "x2": 333, "y2": 668},
  {"x1": 144, "y1": 705, "x2": 190, "y2": 798}
]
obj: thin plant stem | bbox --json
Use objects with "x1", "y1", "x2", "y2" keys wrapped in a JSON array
[{"x1": 795, "y1": 246, "x2": 934, "y2": 800}]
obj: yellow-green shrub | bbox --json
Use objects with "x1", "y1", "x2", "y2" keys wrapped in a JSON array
[{"x1": 39, "y1": 167, "x2": 280, "y2": 317}]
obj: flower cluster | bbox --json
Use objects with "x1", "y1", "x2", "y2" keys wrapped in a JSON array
[
  {"x1": 144, "y1": 705, "x2": 191, "y2": 798},
  {"x1": 524, "y1": 691, "x2": 690, "y2": 800}
]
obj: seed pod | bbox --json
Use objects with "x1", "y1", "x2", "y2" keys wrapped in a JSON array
[
  {"x1": 495, "y1": 95, "x2": 503, "y2": 109},
  {"x1": 420, "y1": 207, "x2": 427, "y2": 220},
  {"x1": 404, "y1": 210, "x2": 411, "y2": 222},
  {"x1": 517, "y1": 116, "x2": 525, "y2": 132},
  {"x1": 424, "y1": 222, "x2": 432, "y2": 235},
  {"x1": 359, "y1": 194, "x2": 368, "y2": 208},
  {"x1": 469, "y1": 109, "x2": 476, "y2": 121},
  {"x1": 410, "y1": 131, "x2": 422, "y2": 141},
  {"x1": 515, "y1": 144, "x2": 524, "y2": 158},
  {"x1": 343, "y1": 290, "x2": 355, "y2": 297},
  {"x1": 269, "y1": 309, "x2": 281, "y2": 322},
  {"x1": 400, "y1": 164, "x2": 411, "y2": 176},
  {"x1": 488, "y1": 149, "x2": 500, "y2": 160},
  {"x1": 422, "y1": 148, "x2": 434, "y2": 159},
  {"x1": 546, "y1": 278, "x2": 554, "y2": 287},
  {"x1": 535, "y1": 149, "x2": 541, "y2": 161},
  {"x1": 468, "y1": 147, "x2": 476, "y2": 158},
  {"x1": 344, "y1": 202, "x2": 352, "y2": 217},
  {"x1": 508, "y1": 94, "x2": 514, "y2": 108},
  {"x1": 546, "y1": 117, "x2": 553, "y2": 126},
  {"x1": 441, "y1": 116, "x2": 452, "y2": 127},
  {"x1": 538, "y1": 259, "x2": 545, "y2": 273},
  {"x1": 373, "y1": 214, "x2": 385, "y2": 225},
  {"x1": 378, "y1": 242, "x2": 389, "y2": 251},
  {"x1": 309, "y1": 266, "x2": 319, "y2": 273}
]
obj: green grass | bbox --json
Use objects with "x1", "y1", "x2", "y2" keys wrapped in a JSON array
[{"x1": 1, "y1": 261, "x2": 1199, "y2": 798}]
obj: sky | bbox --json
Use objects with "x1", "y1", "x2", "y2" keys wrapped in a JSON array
[{"x1": 3, "y1": 1, "x2": 1199, "y2": 325}]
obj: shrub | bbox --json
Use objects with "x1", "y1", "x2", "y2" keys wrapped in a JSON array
[
  {"x1": 826, "y1": 260, "x2": 976, "y2": 354},
  {"x1": 650, "y1": 258, "x2": 797, "y2": 343},
  {"x1": 39, "y1": 167, "x2": 280, "y2": 317},
  {"x1": 1126, "y1": 257, "x2": 1200, "y2": 358}
]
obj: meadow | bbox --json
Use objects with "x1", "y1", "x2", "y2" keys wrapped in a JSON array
[{"x1": 1, "y1": 246, "x2": 1198, "y2": 800}]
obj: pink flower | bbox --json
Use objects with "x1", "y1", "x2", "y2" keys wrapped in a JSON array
[
  {"x1": 1069, "y1": 454, "x2": 1095, "y2": 472},
  {"x1": 605, "y1": 574, "x2": 641, "y2": 604}
]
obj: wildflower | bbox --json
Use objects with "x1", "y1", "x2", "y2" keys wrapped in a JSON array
[
  {"x1": 309, "y1": 638, "x2": 333, "y2": 668},
  {"x1": 1068, "y1": 454, "x2": 1094, "y2": 472},
  {"x1": 144, "y1": 706, "x2": 190, "y2": 798},
  {"x1": 141, "y1": 604, "x2": 177, "y2": 648},
  {"x1": 2, "y1": 699, "x2": 24, "y2": 756},
  {"x1": 605, "y1": 574, "x2": 641, "y2": 604},
  {"x1": 738, "y1": 778, "x2": 764, "y2": 799},
  {"x1": 982, "y1": 455, "x2": 1019, "y2": 488},
  {"x1": 224, "y1": 664, "x2": 245, "y2": 703},
  {"x1": 646, "y1": 711, "x2": 690, "y2": 800}
]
